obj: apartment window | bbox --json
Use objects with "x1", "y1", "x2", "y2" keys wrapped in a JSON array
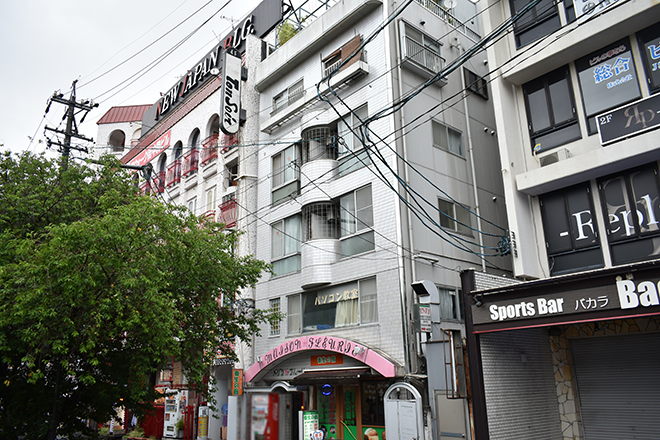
[
  {"x1": 272, "y1": 143, "x2": 300, "y2": 205},
  {"x1": 438, "y1": 198, "x2": 471, "y2": 234},
  {"x1": 599, "y1": 165, "x2": 660, "y2": 265},
  {"x1": 539, "y1": 183, "x2": 604, "y2": 275},
  {"x1": 576, "y1": 38, "x2": 642, "y2": 134},
  {"x1": 523, "y1": 66, "x2": 581, "y2": 153},
  {"x1": 337, "y1": 105, "x2": 368, "y2": 155},
  {"x1": 269, "y1": 298, "x2": 281, "y2": 336},
  {"x1": 272, "y1": 79, "x2": 304, "y2": 114},
  {"x1": 510, "y1": 0, "x2": 560, "y2": 48},
  {"x1": 302, "y1": 126, "x2": 336, "y2": 163},
  {"x1": 402, "y1": 25, "x2": 443, "y2": 73},
  {"x1": 432, "y1": 121, "x2": 463, "y2": 156},
  {"x1": 287, "y1": 277, "x2": 377, "y2": 334},
  {"x1": 638, "y1": 23, "x2": 660, "y2": 92},
  {"x1": 206, "y1": 187, "x2": 217, "y2": 212},
  {"x1": 271, "y1": 215, "x2": 302, "y2": 276},
  {"x1": 464, "y1": 68, "x2": 488, "y2": 100},
  {"x1": 340, "y1": 186, "x2": 375, "y2": 257}
]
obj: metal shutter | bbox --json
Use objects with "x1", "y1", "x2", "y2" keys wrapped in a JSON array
[
  {"x1": 571, "y1": 332, "x2": 660, "y2": 440},
  {"x1": 480, "y1": 328, "x2": 562, "y2": 440}
]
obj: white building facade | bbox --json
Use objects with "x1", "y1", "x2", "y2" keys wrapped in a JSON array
[{"x1": 463, "y1": 1, "x2": 660, "y2": 439}]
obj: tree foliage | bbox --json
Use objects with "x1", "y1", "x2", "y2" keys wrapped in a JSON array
[{"x1": 0, "y1": 152, "x2": 274, "y2": 439}]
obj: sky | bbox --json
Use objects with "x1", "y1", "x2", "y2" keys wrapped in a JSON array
[{"x1": 0, "y1": 0, "x2": 261, "y2": 157}]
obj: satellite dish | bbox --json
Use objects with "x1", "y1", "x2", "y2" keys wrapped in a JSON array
[{"x1": 444, "y1": 0, "x2": 457, "y2": 8}]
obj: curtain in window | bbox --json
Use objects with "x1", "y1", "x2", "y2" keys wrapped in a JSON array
[
  {"x1": 335, "y1": 298, "x2": 359, "y2": 327},
  {"x1": 288, "y1": 295, "x2": 301, "y2": 334},
  {"x1": 284, "y1": 215, "x2": 302, "y2": 254},
  {"x1": 359, "y1": 278, "x2": 378, "y2": 323}
]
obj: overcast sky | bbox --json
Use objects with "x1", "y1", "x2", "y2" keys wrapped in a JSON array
[{"x1": 0, "y1": 0, "x2": 260, "y2": 157}]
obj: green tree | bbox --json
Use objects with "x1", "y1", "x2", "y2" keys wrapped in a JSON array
[{"x1": 0, "y1": 152, "x2": 275, "y2": 439}]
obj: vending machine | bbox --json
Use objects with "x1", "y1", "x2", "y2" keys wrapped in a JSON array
[{"x1": 163, "y1": 389, "x2": 182, "y2": 438}]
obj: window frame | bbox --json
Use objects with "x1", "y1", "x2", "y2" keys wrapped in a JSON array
[
  {"x1": 432, "y1": 120, "x2": 464, "y2": 157},
  {"x1": 271, "y1": 214, "x2": 303, "y2": 277},
  {"x1": 464, "y1": 68, "x2": 488, "y2": 100},
  {"x1": 272, "y1": 143, "x2": 301, "y2": 205},
  {"x1": 510, "y1": 0, "x2": 561, "y2": 48},
  {"x1": 269, "y1": 298, "x2": 281, "y2": 336},
  {"x1": 337, "y1": 105, "x2": 368, "y2": 156},
  {"x1": 286, "y1": 277, "x2": 378, "y2": 335},
  {"x1": 339, "y1": 185, "x2": 375, "y2": 257},
  {"x1": 272, "y1": 79, "x2": 304, "y2": 114},
  {"x1": 438, "y1": 198, "x2": 472, "y2": 235},
  {"x1": 523, "y1": 65, "x2": 581, "y2": 153}
]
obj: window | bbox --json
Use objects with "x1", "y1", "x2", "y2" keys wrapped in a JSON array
[
  {"x1": 638, "y1": 22, "x2": 660, "y2": 92},
  {"x1": 539, "y1": 183, "x2": 603, "y2": 275},
  {"x1": 108, "y1": 130, "x2": 126, "y2": 152},
  {"x1": 401, "y1": 24, "x2": 443, "y2": 73},
  {"x1": 576, "y1": 38, "x2": 642, "y2": 134},
  {"x1": 432, "y1": 121, "x2": 463, "y2": 156},
  {"x1": 272, "y1": 144, "x2": 300, "y2": 205},
  {"x1": 322, "y1": 35, "x2": 363, "y2": 77},
  {"x1": 205, "y1": 187, "x2": 216, "y2": 212},
  {"x1": 340, "y1": 186, "x2": 375, "y2": 257},
  {"x1": 269, "y1": 298, "x2": 281, "y2": 336},
  {"x1": 464, "y1": 68, "x2": 488, "y2": 100},
  {"x1": 523, "y1": 66, "x2": 581, "y2": 153},
  {"x1": 337, "y1": 105, "x2": 368, "y2": 155},
  {"x1": 510, "y1": 0, "x2": 560, "y2": 48},
  {"x1": 302, "y1": 127, "x2": 336, "y2": 163},
  {"x1": 271, "y1": 215, "x2": 302, "y2": 276},
  {"x1": 598, "y1": 165, "x2": 660, "y2": 265},
  {"x1": 287, "y1": 277, "x2": 377, "y2": 334},
  {"x1": 303, "y1": 203, "x2": 340, "y2": 241},
  {"x1": 436, "y1": 287, "x2": 463, "y2": 321},
  {"x1": 187, "y1": 197, "x2": 197, "y2": 215},
  {"x1": 438, "y1": 198, "x2": 471, "y2": 234},
  {"x1": 272, "y1": 79, "x2": 304, "y2": 114}
]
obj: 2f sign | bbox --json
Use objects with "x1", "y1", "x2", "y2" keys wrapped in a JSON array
[{"x1": 220, "y1": 50, "x2": 242, "y2": 135}]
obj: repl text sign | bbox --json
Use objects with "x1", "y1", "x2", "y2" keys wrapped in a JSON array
[
  {"x1": 471, "y1": 276, "x2": 660, "y2": 326},
  {"x1": 597, "y1": 92, "x2": 660, "y2": 145}
]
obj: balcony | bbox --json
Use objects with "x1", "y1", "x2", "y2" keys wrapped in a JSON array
[
  {"x1": 201, "y1": 209, "x2": 216, "y2": 222},
  {"x1": 154, "y1": 171, "x2": 166, "y2": 193},
  {"x1": 139, "y1": 181, "x2": 152, "y2": 195},
  {"x1": 201, "y1": 134, "x2": 219, "y2": 166},
  {"x1": 221, "y1": 133, "x2": 240, "y2": 154},
  {"x1": 401, "y1": 36, "x2": 446, "y2": 85},
  {"x1": 166, "y1": 159, "x2": 182, "y2": 187},
  {"x1": 415, "y1": 0, "x2": 481, "y2": 41},
  {"x1": 218, "y1": 198, "x2": 237, "y2": 228},
  {"x1": 182, "y1": 149, "x2": 199, "y2": 178}
]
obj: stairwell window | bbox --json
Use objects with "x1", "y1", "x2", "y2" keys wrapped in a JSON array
[
  {"x1": 523, "y1": 65, "x2": 581, "y2": 153},
  {"x1": 269, "y1": 298, "x2": 281, "y2": 336},
  {"x1": 271, "y1": 215, "x2": 302, "y2": 276},
  {"x1": 272, "y1": 143, "x2": 300, "y2": 205},
  {"x1": 432, "y1": 121, "x2": 463, "y2": 156},
  {"x1": 464, "y1": 68, "x2": 488, "y2": 100},
  {"x1": 438, "y1": 198, "x2": 471, "y2": 234},
  {"x1": 340, "y1": 185, "x2": 375, "y2": 257}
]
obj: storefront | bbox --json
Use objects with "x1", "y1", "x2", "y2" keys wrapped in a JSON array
[
  {"x1": 245, "y1": 336, "x2": 402, "y2": 440},
  {"x1": 462, "y1": 264, "x2": 660, "y2": 440}
]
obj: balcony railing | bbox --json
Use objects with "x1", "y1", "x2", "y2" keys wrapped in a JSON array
[
  {"x1": 221, "y1": 133, "x2": 240, "y2": 154},
  {"x1": 155, "y1": 170, "x2": 166, "y2": 194},
  {"x1": 182, "y1": 149, "x2": 199, "y2": 177},
  {"x1": 323, "y1": 59, "x2": 343, "y2": 77},
  {"x1": 404, "y1": 36, "x2": 443, "y2": 73},
  {"x1": 166, "y1": 159, "x2": 182, "y2": 187},
  {"x1": 218, "y1": 199, "x2": 237, "y2": 228},
  {"x1": 201, "y1": 209, "x2": 216, "y2": 222},
  {"x1": 415, "y1": 0, "x2": 481, "y2": 41},
  {"x1": 139, "y1": 181, "x2": 152, "y2": 195},
  {"x1": 201, "y1": 134, "x2": 219, "y2": 166}
]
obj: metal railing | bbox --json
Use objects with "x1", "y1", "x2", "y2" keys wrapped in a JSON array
[
  {"x1": 404, "y1": 36, "x2": 444, "y2": 73},
  {"x1": 415, "y1": 0, "x2": 481, "y2": 41}
]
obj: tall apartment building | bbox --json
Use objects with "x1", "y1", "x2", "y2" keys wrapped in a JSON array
[
  {"x1": 463, "y1": 1, "x2": 660, "y2": 439},
  {"x1": 95, "y1": 0, "x2": 510, "y2": 438}
]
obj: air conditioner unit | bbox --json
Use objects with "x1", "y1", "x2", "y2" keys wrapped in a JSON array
[{"x1": 539, "y1": 148, "x2": 570, "y2": 167}]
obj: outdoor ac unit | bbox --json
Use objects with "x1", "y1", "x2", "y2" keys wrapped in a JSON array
[{"x1": 539, "y1": 148, "x2": 570, "y2": 167}]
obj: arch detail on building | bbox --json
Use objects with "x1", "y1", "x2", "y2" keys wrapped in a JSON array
[{"x1": 245, "y1": 335, "x2": 398, "y2": 382}]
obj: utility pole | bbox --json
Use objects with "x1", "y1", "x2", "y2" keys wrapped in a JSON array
[{"x1": 44, "y1": 80, "x2": 98, "y2": 168}]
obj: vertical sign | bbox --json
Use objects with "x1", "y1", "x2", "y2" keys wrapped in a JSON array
[
  {"x1": 220, "y1": 48, "x2": 242, "y2": 135},
  {"x1": 415, "y1": 304, "x2": 432, "y2": 332},
  {"x1": 300, "y1": 411, "x2": 319, "y2": 440},
  {"x1": 232, "y1": 369, "x2": 244, "y2": 396}
]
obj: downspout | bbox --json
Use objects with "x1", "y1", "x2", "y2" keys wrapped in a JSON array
[{"x1": 461, "y1": 61, "x2": 486, "y2": 272}]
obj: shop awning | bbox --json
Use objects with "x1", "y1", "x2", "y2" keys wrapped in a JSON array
[{"x1": 292, "y1": 367, "x2": 373, "y2": 385}]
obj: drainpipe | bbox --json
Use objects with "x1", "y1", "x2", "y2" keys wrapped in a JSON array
[{"x1": 460, "y1": 58, "x2": 486, "y2": 272}]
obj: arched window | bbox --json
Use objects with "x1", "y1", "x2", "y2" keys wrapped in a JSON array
[{"x1": 108, "y1": 130, "x2": 126, "y2": 152}]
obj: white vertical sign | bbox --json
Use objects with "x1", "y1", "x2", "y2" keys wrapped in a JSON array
[{"x1": 220, "y1": 49, "x2": 242, "y2": 135}]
